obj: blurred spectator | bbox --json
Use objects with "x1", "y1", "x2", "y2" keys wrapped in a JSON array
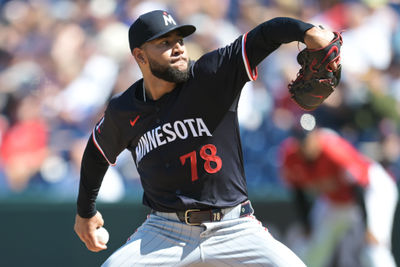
[
  {"x1": 279, "y1": 127, "x2": 398, "y2": 267},
  {"x1": 0, "y1": 94, "x2": 48, "y2": 193}
]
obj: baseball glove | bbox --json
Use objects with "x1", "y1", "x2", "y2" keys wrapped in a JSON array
[{"x1": 288, "y1": 31, "x2": 343, "y2": 111}]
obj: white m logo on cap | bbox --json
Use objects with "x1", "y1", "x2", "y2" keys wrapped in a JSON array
[{"x1": 163, "y1": 14, "x2": 176, "y2": 26}]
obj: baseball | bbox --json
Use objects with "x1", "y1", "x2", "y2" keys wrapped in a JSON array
[
  {"x1": 300, "y1": 114, "x2": 316, "y2": 131},
  {"x1": 95, "y1": 227, "x2": 109, "y2": 244}
]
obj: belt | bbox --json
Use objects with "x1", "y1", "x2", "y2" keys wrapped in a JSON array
[{"x1": 175, "y1": 201, "x2": 254, "y2": 226}]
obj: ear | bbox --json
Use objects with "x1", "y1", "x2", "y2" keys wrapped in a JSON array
[{"x1": 133, "y1": 48, "x2": 146, "y2": 64}]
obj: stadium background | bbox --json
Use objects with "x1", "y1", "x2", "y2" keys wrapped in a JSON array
[{"x1": 0, "y1": 0, "x2": 399, "y2": 266}]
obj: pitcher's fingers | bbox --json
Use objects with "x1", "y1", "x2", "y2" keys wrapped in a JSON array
[
  {"x1": 328, "y1": 59, "x2": 340, "y2": 71},
  {"x1": 330, "y1": 61, "x2": 338, "y2": 71},
  {"x1": 81, "y1": 231, "x2": 98, "y2": 251},
  {"x1": 84, "y1": 233, "x2": 108, "y2": 252},
  {"x1": 87, "y1": 242, "x2": 107, "y2": 252},
  {"x1": 94, "y1": 240, "x2": 108, "y2": 251},
  {"x1": 93, "y1": 231, "x2": 107, "y2": 251}
]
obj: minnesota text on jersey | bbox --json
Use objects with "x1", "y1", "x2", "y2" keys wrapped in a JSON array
[{"x1": 135, "y1": 117, "x2": 212, "y2": 164}]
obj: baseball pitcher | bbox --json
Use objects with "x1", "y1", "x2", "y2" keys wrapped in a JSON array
[{"x1": 74, "y1": 10, "x2": 342, "y2": 266}]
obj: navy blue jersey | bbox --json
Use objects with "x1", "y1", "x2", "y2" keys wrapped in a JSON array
[
  {"x1": 78, "y1": 17, "x2": 314, "y2": 216},
  {"x1": 94, "y1": 35, "x2": 250, "y2": 211}
]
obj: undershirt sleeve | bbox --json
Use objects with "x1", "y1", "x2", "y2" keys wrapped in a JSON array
[
  {"x1": 77, "y1": 135, "x2": 109, "y2": 218},
  {"x1": 245, "y1": 17, "x2": 314, "y2": 69}
]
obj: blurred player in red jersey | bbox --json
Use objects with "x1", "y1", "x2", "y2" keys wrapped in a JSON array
[{"x1": 280, "y1": 127, "x2": 398, "y2": 267}]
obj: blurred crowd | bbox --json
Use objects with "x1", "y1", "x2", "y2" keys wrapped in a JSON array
[{"x1": 0, "y1": 0, "x2": 399, "y2": 202}]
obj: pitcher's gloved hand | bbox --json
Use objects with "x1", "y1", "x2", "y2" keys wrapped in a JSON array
[{"x1": 288, "y1": 31, "x2": 343, "y2": 111}]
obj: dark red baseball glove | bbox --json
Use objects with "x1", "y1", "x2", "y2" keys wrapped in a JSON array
[{"x1": 288, "y1": 31, "x2": 343, "y2": 111}]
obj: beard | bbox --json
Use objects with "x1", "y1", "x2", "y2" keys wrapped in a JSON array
[{"x1": 148, "y1": 57, "x2": 190, "y2": 83}]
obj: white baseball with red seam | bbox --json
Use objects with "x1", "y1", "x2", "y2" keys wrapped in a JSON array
[{"x1": 95, "y1": 227, "x2": 109, "y2": 244}]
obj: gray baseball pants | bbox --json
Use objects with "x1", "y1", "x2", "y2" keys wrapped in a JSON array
[{"x1": 102, "y1": 202, "x2": 306, "y2": 266}]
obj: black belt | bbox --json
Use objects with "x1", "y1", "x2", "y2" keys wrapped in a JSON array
[{"x1": 175, "y1": 201, "x2": 254, "y2": 226}]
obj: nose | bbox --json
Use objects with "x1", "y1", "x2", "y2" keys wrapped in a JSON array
[{"x1": 172, "y1": 41, "x2": 184, "y2": 56}]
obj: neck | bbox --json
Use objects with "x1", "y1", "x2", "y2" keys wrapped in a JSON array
[{"x1": 142, "y1": 74, "x2": 176, "y2": 101}]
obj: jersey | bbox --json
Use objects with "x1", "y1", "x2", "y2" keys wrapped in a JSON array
[
  {"x1": 78, "y1": 17, "x2": 315, "y2": 215},
  {"x1": 280, "y1": 129, "x2": 372, "y2": 203},
  {"x1": 94, "y1": 37, "x2": 252, "y2": 212}
]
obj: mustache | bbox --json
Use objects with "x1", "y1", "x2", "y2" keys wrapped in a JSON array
[{"x1": 170, "y1": 56, "x2": 187, "y2": 64}]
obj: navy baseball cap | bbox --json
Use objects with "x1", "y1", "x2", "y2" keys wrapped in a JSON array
[{"x1": 129, "y1": 10, "x2": 196, "y2": 51}]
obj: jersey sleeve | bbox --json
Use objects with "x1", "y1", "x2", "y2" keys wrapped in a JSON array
[
  {"x1": 92, "y1": 103, "x2": 127, "y2": 165},
  {"x1": 192, "y1": 35, "x2": 252, "y2": 90},
  {"x1": 186, "y1": 35, "x2": 256, "y2": 124}
]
